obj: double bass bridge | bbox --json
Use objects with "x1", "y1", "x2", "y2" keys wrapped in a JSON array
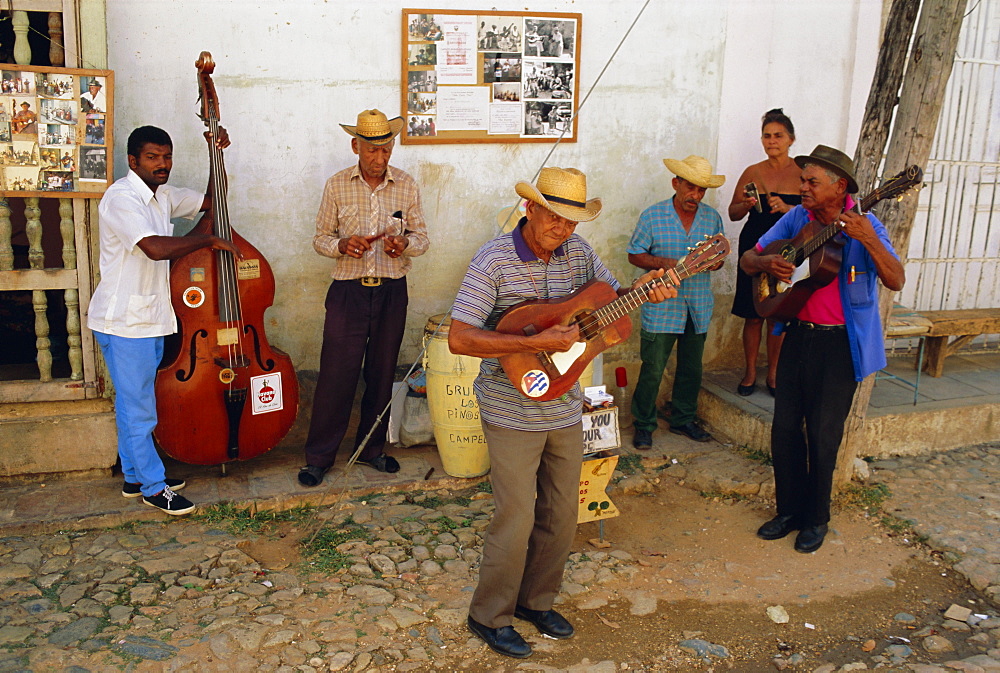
[{"x1": 214, "y1": 354, "x2": 250, "y2": 369}]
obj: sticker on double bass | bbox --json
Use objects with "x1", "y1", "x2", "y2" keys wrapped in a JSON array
[
  {"x1": 182, "y1": 286, "x2": 205, "y2": 308},
  {"x1": 237, "y1": 259, "x2": 261, "y2": 280},
  {"x1": 218, "y1": 368, "x2": 236, "y2": 385},
  {"x1": 251, "y1": 373, "x2": 284, "y2": 415},
  {"x1": 521, "y1": 370, "x2": 550, "y2": 398}
]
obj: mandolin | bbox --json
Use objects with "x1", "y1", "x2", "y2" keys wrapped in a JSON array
[
  {"x1": 496, "y1": 234, "x2": 729, "y2": 401},
  {"x1": 753, "y1": 165, "x2": 923, "y2": 322}
]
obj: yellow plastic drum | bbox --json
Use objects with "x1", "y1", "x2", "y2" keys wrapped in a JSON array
[{"x1": 422, "y1": 314, "x2": 490, "y2": 478}]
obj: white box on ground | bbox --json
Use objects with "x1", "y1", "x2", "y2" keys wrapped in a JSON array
[
  {"x1": 584, "y1": 385, "x2": 615, "y2": 407},
  {"x1": 582, "y1": 406, "x2": 620, "y2": 454}
]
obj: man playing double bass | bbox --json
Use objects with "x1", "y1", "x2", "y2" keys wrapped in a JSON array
[
  {"x1": 297, "y1": 109, "x2": 429, "y2": 487},
  {"x1": 740, "y1": 145, "x2": 904, "y2": 553},
  {"x1": 87, "y1": 125, "x2": 240, "y2": 515}
]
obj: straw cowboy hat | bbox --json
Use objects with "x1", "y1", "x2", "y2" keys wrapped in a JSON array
[
  {"x1": 514, "y1": 167, "x2": 602, "y2": 223},
  {"x1": 340, "y1": 109, "x2": 404, "y2": 146},
  {"x1": 795, "y1": 144, "x2": 859, "y2": 194},
  {"x1": 662, "y1": 155, "x2": 726, "y2": 189}
]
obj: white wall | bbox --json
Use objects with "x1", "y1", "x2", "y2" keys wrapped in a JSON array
[{"x1": 105, "y1": 0, "x2": 882, "y2": 375}]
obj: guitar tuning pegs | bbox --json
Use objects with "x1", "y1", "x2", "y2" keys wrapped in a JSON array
[{"x1": 687, "y1": 246, "x2": 694, "y2": 252}]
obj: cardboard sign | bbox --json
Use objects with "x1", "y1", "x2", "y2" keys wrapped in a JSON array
[
  {"x1": 577, "y1": 455, "x2": 619, "y2": 524},
  {"x1": 582, "y1": 406, "x2": 619, "y2": 454}
]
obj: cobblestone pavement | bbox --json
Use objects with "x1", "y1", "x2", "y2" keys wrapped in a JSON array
[
  {"x1": 1, "y1": 441, "x2": 999, "y2": 671},
  {"x1": 873, "y1": 443, "x2": 1000, "y2": 606}
]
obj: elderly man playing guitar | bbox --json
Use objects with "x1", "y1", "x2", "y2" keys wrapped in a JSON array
[
  {"x1": 740, "y1": 145, "x2": 905, "y2": 554},
  {"x1": 449, "y1": 167, "x2": 675, "y2": 658}
]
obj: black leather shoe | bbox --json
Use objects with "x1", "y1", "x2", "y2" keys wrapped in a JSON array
[
  {"x1": 737, "y1": 383, "x2": 756, "y2": 396},
  {"x1": 670, "y1": 422, "x2": 711, "y2": 442},
  {"x1": 467, "y1": 616, "x2": 532, "y2": 658},
  {"x1": 794, "y1": 524, "x2": 829, "y2": 553},
  {"x1": 756, "y1": 514, "x2": 801, "y2": 540},
  {"x1": 632, "y1": 428, "x2": 653, "y2": 450},
  {"x1": 514, "y1": 605, "x2": 574, "y2": 639}
]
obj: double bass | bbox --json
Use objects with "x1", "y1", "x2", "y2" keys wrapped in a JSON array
[{"x1": 154, "y1": 52, "x2": 299, "y2": 466}]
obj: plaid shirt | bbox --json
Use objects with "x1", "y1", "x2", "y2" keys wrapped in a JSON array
[
  {"x1": 452, "y1": 221, "x2": 619, "y2": 431},
  {"x1": 314, "y1": 164, "x2": 429, "y2": 280},
  {"x1": 626, "y1": 197, "x2": 723, "y2": 334}
]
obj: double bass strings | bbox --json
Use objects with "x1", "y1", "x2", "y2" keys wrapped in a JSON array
[{"x1": 207, "y1": 114, "x2": 247, "y2": 380}]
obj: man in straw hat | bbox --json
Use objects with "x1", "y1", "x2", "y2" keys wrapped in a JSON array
[
  {"x1": 297, "y1": 109, "x2": 429, "y2": 487},
  {"x1": 628, "y1": 155, "x2": 726, "y2": 448},
  {"x1": 449, "y1": 167, "x2": 675, "y2": 658},
  {"x1": 741, "y1": 145, "x2": 904, "y2": 553}
]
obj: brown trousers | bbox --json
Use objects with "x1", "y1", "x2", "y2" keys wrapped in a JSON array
[{"x1": 469, "y1": 420, "x2": 583, "y2": 628}]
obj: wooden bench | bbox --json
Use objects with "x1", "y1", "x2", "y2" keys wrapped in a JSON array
[
  {"x1": 881, "y1": 305, "x2": 933, "y2": 404},
  {"x1": 917, "y1": 308, "x2": 1000, "y2": 377}
]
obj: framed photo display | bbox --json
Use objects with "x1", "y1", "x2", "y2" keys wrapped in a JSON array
[
  {"x1": 0, "y1": 64, "x2": 113, "y2": 198},
  {"x1": 401, "y1": 9, "x2": 580, "y2": 144}
]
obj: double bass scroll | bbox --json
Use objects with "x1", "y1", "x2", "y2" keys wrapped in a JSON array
[{"x1": 153, "y1": 51, "x2": 299, "y2": 466}]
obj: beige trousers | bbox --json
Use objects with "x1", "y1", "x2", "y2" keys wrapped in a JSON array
[{"x1": 468, "y1": 420, "x2": 583, "y2": 628}]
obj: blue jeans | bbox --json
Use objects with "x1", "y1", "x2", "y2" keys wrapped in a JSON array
[{"x1": 94, "y1": 331, "x2": 166, "y2": 497}]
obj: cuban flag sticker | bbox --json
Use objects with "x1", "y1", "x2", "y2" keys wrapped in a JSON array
[{"x1": 521, "y1": 370, "x2": 550, "y2": 397}]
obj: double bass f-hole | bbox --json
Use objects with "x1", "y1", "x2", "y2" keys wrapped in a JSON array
[{"x1": 152, "y1": 51, "x2": 299, "y2": 466}]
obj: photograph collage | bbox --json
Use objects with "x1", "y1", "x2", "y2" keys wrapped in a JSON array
[
  {"x1": 0, "y1": 69, "x2": 109, "y2": 194},
  {"x1": 404, "y1": 12, "x2": 578, "y2": 141}
]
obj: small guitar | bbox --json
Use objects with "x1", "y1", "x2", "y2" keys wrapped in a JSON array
[
  {"x1": 753, "y1": 165, "x2": 923, "y2": 321},
  {"x1": 496, "y1": 234, "x2": 730, "y2": 401}
]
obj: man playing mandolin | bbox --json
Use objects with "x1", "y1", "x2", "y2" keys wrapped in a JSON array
[
  {"x1": 628, "y1": 155, "x2": 727, "y2": 447},
  {"x1": 449, "y1": 167, "x2": 675, "y2": 658},
  {"x1": 740, "y1": 145, "x2": 905, "y2": 553}
]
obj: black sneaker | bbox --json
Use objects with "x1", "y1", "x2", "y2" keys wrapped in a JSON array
[
  {"x1": 142, "y1": 487, "x2": 195, "y2": 516},
  {"x1": 122, "y1": 478, "x2": 186, "y2": 498}
]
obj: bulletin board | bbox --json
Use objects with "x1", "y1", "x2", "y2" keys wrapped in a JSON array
[
  {"x1": 0, "y1": 64, "x2": 113, "y2": 198},
  {"x1": 401, "y1": 8, "x2": 581, "y2": 144}
]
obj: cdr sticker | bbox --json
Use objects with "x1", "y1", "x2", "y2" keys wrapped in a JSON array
[
  {"x1": 521, "y1": 370, "x2": 550, "y2": 398},
  {"x1": 182, "y1": 286, "x2": 205, "y2": 308},
  {"x1": 219, "y1": 368, "x2": 235, "y2": 384}
]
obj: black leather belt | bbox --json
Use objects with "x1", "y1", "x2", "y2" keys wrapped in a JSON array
[{"x1": 790, "y1": 319, "x2": 846, "y2": 331}]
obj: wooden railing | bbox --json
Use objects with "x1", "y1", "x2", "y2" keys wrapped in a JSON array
[{"x1": 0, "y1": 4, "x2": 99, "y2": 402}]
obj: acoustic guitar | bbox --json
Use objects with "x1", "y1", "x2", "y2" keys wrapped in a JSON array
[
  {"x1": 496, "y1": 234, "x2": 730, "y2": 401},
  {"x1": 753, "y1": 165, "x2": 923, "y2": 322}
]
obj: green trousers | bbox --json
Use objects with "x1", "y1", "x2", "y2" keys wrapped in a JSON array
[{"x1": 631, "y1": 318, "x2": 706, "y2": 431}]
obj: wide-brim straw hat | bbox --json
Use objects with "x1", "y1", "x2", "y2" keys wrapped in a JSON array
[
  {"x1": 496, "y1": 202, "x2": 527, "y2": 233},
  {"x1": 663, "y1": 155, "x2": 725, "y2": 189},
  {"x1": 795, "y1": 144, "x2": 859, "y2": 194},
  {"x1": 514, "y1": 167, "x2": 602, "y2": 222},
  {"x1": 340, "y1": 109, "x2": 404, "y2": 146}
]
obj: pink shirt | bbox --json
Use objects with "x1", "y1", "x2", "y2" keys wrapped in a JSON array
[{"x1": 758, "y1": 196, "x2": 856, "y2": 325}]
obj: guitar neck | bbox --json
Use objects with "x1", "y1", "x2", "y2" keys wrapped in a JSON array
[
  {"x1": 799, "y1": 190, "x2": 880, "y2": 261},
  {"x1": 587, "y1": 261, "x2": 699, "y2": 328}
]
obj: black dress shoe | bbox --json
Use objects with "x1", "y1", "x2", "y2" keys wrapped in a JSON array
[
  {"x1": 632, "y1": 428, "x2": 653, "y2": 450},
  {"x1": 737, "y1": 383, "x2": 756, "y2": 396},
  {"x1": 756, "y1": 514, "x2": 801, "y2": 540},
  {"x1": 467, "y1": 616, "x2": 532, "y2": 658},
  {"x1": 794, "y1": 524, "x2": 829, "y2": 553},
  {"x1": 514, "y1": 605, "x2": 575, "y2": 639},
  {"x1": 670, "y1": 422, "x2": 711, "y2": 442}
]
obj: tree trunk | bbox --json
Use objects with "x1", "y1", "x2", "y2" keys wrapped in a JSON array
[{"x1": 834, "y1": 0, "x2": 968, "y2": 487}]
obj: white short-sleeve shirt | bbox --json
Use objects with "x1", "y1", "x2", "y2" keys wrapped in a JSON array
[{"x1": 87, "y1": 170, "x2": 203, "y2": 338}]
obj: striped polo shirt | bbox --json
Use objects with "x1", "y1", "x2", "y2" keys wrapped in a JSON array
[
  {"x1": 451, "y1": 220, "x2": 619, "y2": 431},
  {"x1": 626, "y1": 198, "x2": 723, "y2": 334}
]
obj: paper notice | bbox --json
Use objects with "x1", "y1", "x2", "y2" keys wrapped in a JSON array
[
  {"x1": 436, "y1": 15, "x2": 477, "y2": 84},
  {"x1": 489, "y1": 103, "x2": 522, "y2": 134},
  {"x1": 437, "y1": 87, "x2": 489, "y2": 131}
]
